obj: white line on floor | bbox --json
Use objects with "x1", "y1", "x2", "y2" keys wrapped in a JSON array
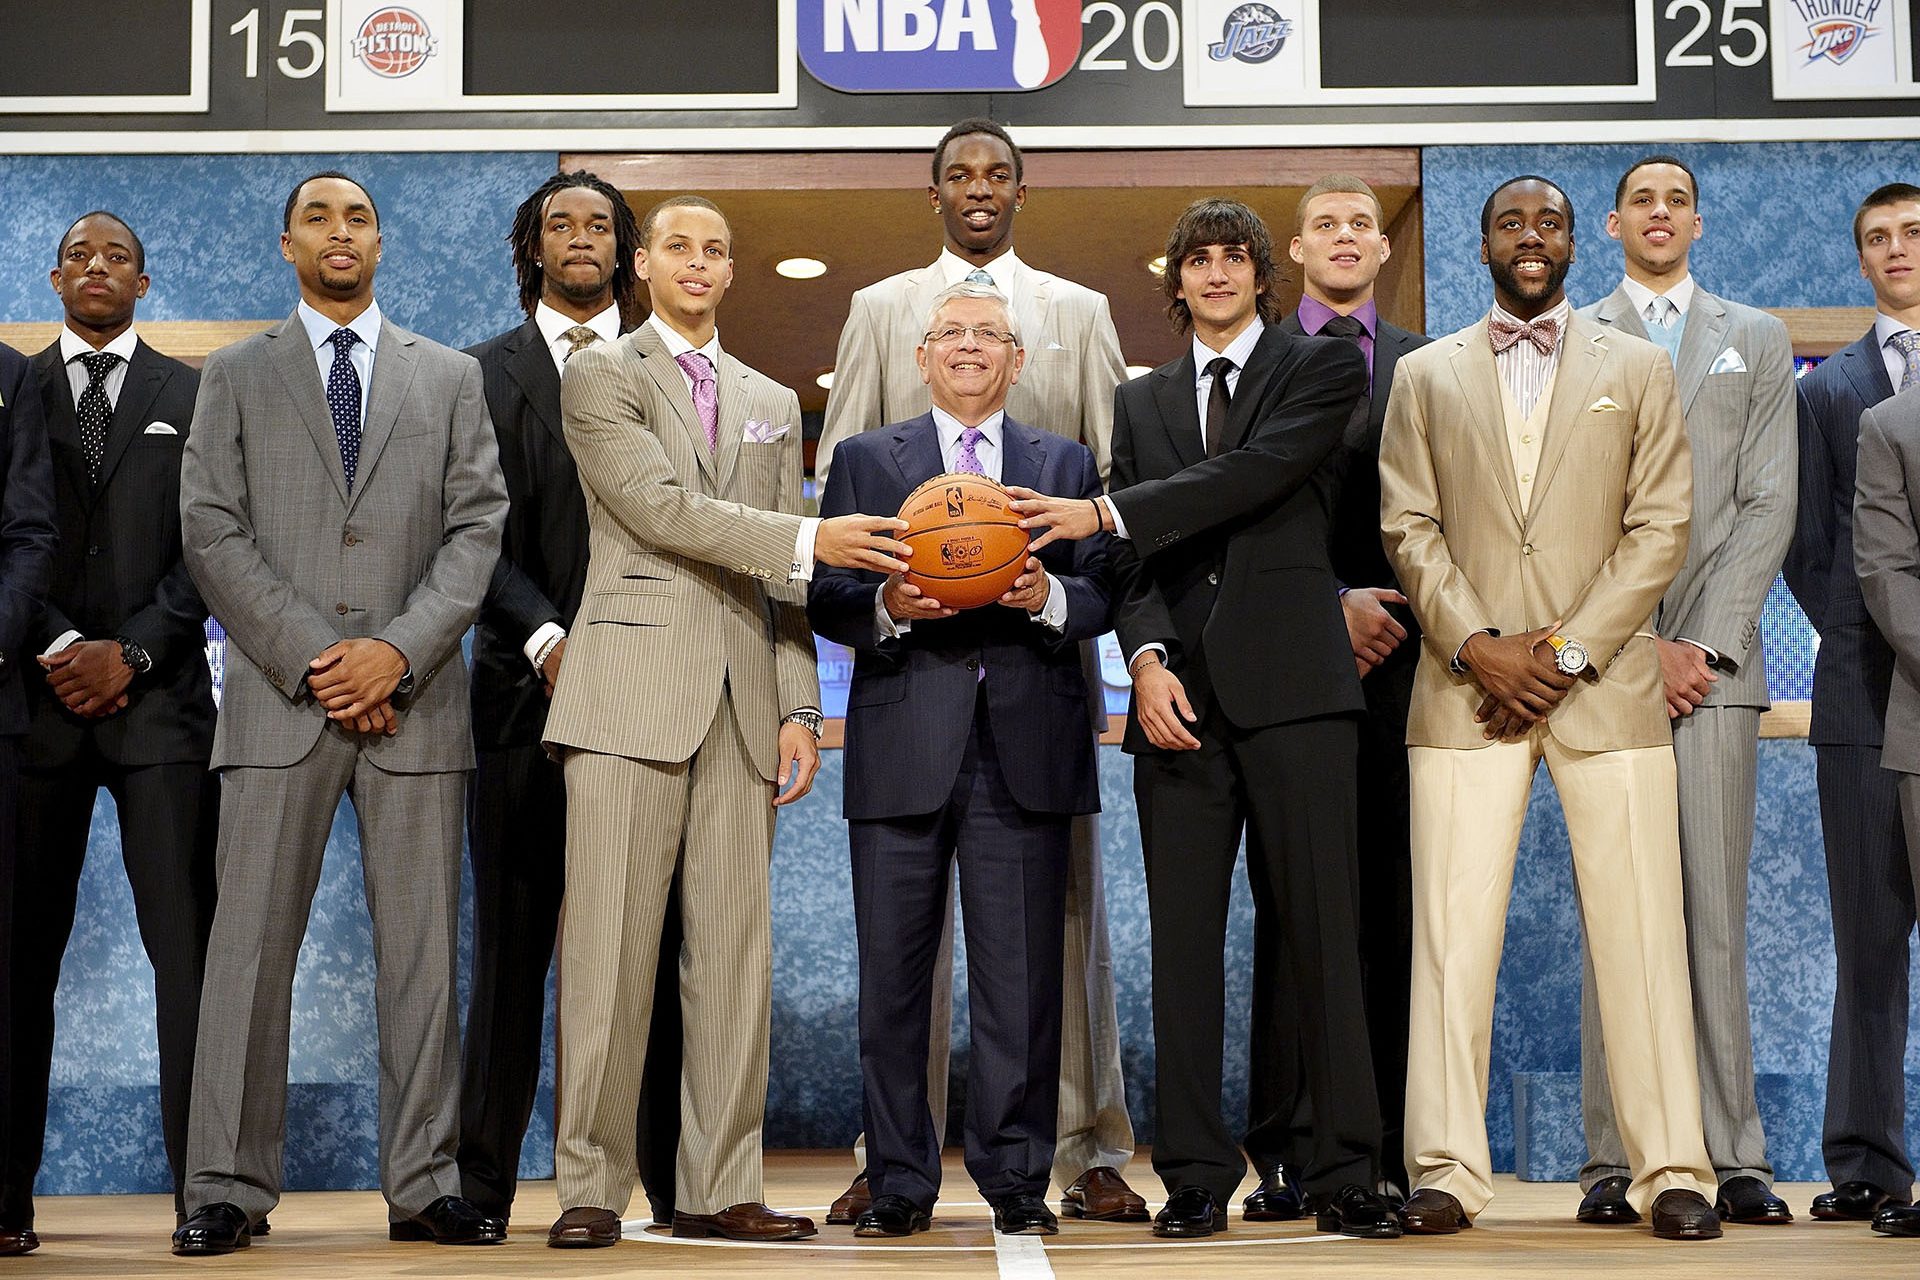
[{"x1": 994, "y1": 1232, "x2": 1055, "y2": 1279}]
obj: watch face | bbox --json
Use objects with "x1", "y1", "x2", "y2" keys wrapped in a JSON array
[{"x1": 1559, "y1": 640, "x2": 1588, "y2": 673}]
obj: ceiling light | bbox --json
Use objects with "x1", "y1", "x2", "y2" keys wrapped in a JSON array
[
  {"x1": 816, "y1": 369, "x2": 835, "y2": 390},
  {"x1": 776, "y1": 257, "x2": 828, "y2": 279},
  {"x1": 1147, "y1": 256, "x2": 1166, "y2": 276},
  {"x1": 1124, "y1": 364, "x2": 1154, "y2": 378}
]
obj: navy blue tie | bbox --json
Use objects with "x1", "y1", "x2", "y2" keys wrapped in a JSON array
[{"x1": 326, "y1": 328, "x2": 363, "y2": 490}]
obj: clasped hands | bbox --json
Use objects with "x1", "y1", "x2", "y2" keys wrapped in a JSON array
[
  {"x1": 1462, "y1": 623, "x2": 1576, "y2": 742},
  {"x1": 308, "y1": 638, "x2": 408, "y2": 736},
  {"x1": 38, "y1": 640, "x2": 134, "y2": 718}
]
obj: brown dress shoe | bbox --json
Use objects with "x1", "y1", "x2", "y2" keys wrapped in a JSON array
[
  {"x1": 827, "y1": 1175, "x2": 872, "y2": 1226},
  {"x1": 1401, "y1": 1189, "x2": 1472, "y2": 1235},
  {"x1": 547, "y1": 1206, "x2": 621, "y2": 1248},
  {"x1": 0, "y1": 1227, "x2": 39, "y2": 1256},
  {"x1": 1060, "y1": 1167, "x2": 1149, "y2": 1222},
  {"x1": 672, "y1": 1203, "x2": 817, "y2": 1241}
]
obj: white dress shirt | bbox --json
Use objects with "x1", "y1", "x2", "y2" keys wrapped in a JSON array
[
  {"x1": 1875, "y1": 311, "x2": 1920, "y2": 392},
  {"x1": 936, "y1": 245, "x2": 1021, "y2": 293},
  {"x1": 296, "y1": 297, "x2": 381, "y2": 422},
  {"x1": 1489, "y1": 297, "x2": 1570, "y2": 421},
  {"x1": 535, "y1": 300, "x2": 620, "y2": 377},
  {"x1": 1619, "y1": 272, "x2": 1696, "y2": 326},
  {"x1": 59, "y1": 325, "x2": 139, "y2": 409}
]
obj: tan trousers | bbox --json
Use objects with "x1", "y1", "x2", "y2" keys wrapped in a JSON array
[
  {"x1": 1405, "y1": 730, "x2": 1714, "y2": 1217},
  {"x1": 553, "y1": 698, "x2": 775, "y2": 1216}
]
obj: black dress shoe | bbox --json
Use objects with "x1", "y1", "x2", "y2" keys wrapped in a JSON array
[
  {"x1": 1577, "y1": 1175, "x2": 1641, "y2": 1224},
  {"x1": 0, "y1": 1227, "x2": 39, "y2": 1256},
  {"x1": 1812, "y1": 1180, "x2": 1908, "y2": 1220},
  {"x1": 1649, "y1": 1189, "x2": 1723, "y2": 1240},
  {"x1": 1401, "y1": 1188, "x2": 1471, "y2": 1235},
  {"x1": 176, "y1": 1212, "x2": 271, "y2": 1236},
  {"x1": 173, "y1": 1203, "x2": 252, "y2": 1256},
  {"x1": 1715, "y1": 1176, "x2": 1792, "y2": 1224},
  {"x1": 1873, "y1": 1204, "x2": 1920, "y2": 1237},
  {"x1": 1152, "y1": 1186, "x2": 1226, "y2": 1238},
  {"x1": 992, "y1": 1195, "x2": 1059, "y2": 1235},
  {"x1": 388, "y1": 1195, "x2": 507, "y2": 1244},
  {"x1": 853, "y1": 1194, "x2": 931, "y2": 1238},
  {"x1": 1313, "y1": 1184, "x2": 1403, "y2": 1239},
  {"x1": 1242, "y1": 1164, "x2": 1306, "y2": 1221}
]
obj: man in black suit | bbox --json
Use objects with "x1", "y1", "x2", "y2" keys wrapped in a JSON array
[
  {"x1": 0, "y1": 213, "x2": 209, "y2": 1256},
  {"x1": 1012, "y1": 197, "x2": 1395, "y2": 1240},
  {"x1": 0, "y1": 336, "x2": 57, "y2": 1257},
  {"x1": 1783, "y1": 180, "x2": 1920, "y2": 1229},
  {"x1": 459, "y1": 171, "x2": 687, "y2": 1226},
  {"x1": 808, "y1": 281, "x2": 1109, "y2": 1240}
]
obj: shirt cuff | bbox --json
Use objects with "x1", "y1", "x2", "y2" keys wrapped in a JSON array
[
  {"x1": 876, "y1": 584, "x2": 909, "y2": 640},
  {"x1": 1126, "y1": 642, "x2": 1167, "y2": 674},
  {"x1": 790, "y1": 517, "x2": 819, "y2": 582},
  {"x1": 1100, "y1": 495, "x2": 1131, "y2": 541},
  {"x1": 523, "y1": 621, "x2": 566, "y2": 673},
  {"x1": 1451, "y1": 628, "x2": 1498, "y2": 675},
  {"x1": 42, "y1": 630, "x2": 83, "y2": 658},
  {"x1": 1677, "y1": 636, "x2": 1721, "y2": 665},
  {"x1": 1030, "y1": 574, "x2": 1068, "y2": 631}
]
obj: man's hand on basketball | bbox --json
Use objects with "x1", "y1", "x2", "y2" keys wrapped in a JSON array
[
  {"x1": 882, "y1": 574, "x2": 956, "y2": 622},
  {"x1": 1005, "y1": 486, "x2": 1107, "y2": 552},
  {"x1": 818, "y1": 514, "x2": 913, "y2": 574},
  {"x1": 997, "y1": 556, "x2": 1049, "y2": 613}
]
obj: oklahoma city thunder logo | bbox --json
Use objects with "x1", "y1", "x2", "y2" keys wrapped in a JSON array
[
  {"x1": 352, "y1": 7, "x2": 439, "y2": 79},
  {"x1": 1790, "y1": 0, "x2": 1881, "y2": 65},
  {"x1": 1209, "y1": 3, "x2": 1291, "y2": 64},
  {"x1": 801, "y1": 0, "x2": 1082, "y2": 93}
]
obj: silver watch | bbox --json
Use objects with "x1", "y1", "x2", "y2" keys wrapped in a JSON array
[
  {"x1": 783, "y1": 710, "x2": 824, "y2": 739},
  {"x1": 1547, "y1": 634, "x2": 1589, "y2": 677}
]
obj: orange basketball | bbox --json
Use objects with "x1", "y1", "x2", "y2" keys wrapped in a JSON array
[{"x1": 897, "y1": 473, "x2": 1031, "y2": 610}]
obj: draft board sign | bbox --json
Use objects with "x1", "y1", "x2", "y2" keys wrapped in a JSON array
[{"x1": 800, "y1": 0, "x2": 1083, "y2": 92}]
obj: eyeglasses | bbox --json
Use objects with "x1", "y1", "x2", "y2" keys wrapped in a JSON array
[{"x1": 924, "y1": 325, "x2": 1017, "y2": 347}]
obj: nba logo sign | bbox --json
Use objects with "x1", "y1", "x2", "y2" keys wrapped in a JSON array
[
  {"x1": 800, "y1": 0, "x2": 1082, "y2": 93},
  {"x1": 352, "y1": 7, "x2": 438, "y2": 78}
]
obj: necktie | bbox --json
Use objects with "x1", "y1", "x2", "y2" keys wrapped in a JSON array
[
  {"x1": 954, "y1": 426, "x2": 985, "y2": 474},
  {"x1": 675, "y1": 351, "x2": 718, "y2": 453},
  {"x1": 325, "y1": 328, "x2": 363, "y2": 491},
  {"x1": 1644, "y1": 296, "x2": 1684, "y2": 361},
  {"x1": 1487, "y1": 314, "x2": 1560, "y2": 357},
  {"x1": 1204, "y1": 355, "x2": 1234, "y2": 457},
  {"x1": 76, "y1": 351, "x2": 120, "y2": 485},
  {"x1": 561, "y1": 325, "x2": 600, "y2": 362},
  {"x1": 966, "y1": 267, "x2": 994, "y2": 286},
  {"x1": 1892, "y1": 329, "x2": 1920, "y2": 392},
  {"x1": 1320, "y1": 313, "x2": 1371, "y2": 391}
]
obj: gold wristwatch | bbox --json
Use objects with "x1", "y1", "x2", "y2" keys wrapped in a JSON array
[{"x1": 1545, "y1": 633, "x2": 1590, "y2": 677}]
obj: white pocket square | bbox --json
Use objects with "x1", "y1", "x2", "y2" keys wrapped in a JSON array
[
  {"x1": 1588, "y1": 397, "x2": 1622, "y2": 412},
  {"x1": 741, "y1": 420, "x2": 790, "y2": 443},
  {"x1": 1709, "y1": 347, "x2": 1747, "y2": 375},
  {"x1": 143, "y1": 421, "x2": 179, "y2": 435},
  {"x1": 1045, "y1": 340, "x2": 1065, "y2": 351}
]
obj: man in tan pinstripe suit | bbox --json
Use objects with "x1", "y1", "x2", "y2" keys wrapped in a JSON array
[
  {"x1": 542, "y1": 195, "x2": 912, "y2": 1248},
  {"x1": 815, "y1": 116, "x2": 1144, "y2": 1228}
]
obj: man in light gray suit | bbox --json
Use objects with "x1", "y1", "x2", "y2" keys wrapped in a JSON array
[
  {"x1": 171, "y1": 172, "x2": 508, "y2": 1255},
  {"x1": 1575, "y1": 155, "x2": 1797, "y2": 1227},
  {"x1": 815, "y1": 116, "x2": 1143, "y2": 1227}
]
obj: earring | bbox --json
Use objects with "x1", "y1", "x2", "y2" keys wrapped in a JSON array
[{"x1": 1015, "y1": 204, "x2": 1023, "y2": 212}]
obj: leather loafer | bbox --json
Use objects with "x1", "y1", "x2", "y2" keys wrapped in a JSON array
[
  {"x1": 1872, "y1": 1204, "x2": 1920, "y2": 1237},
  {"x1": 1313, "y1": 1183, "x2": 1403, "y2": 1239},
  {"x1": 547, "y1": 1206, "x2": 620, "y2": 1248},
  {"x1": 673, "y1": 1202, "x2": 816, "y2": 1241},
  {"x1": 389, "y1": 1194, "x2": 506, "y2": 1244},
  {"x1": 1715, "y1": 1175, "x2": 1793, "y2": 1224},
  {"x1": 0, "y1": 1227, "x2": 38, "y2": 1257},
  {"x1": 1649, "y1": 1189, "x2": 1723, "y2": 1240},
  {"x1": 1242, "y1": 1164, "x2": 1306, "y2": 1222},
  {"x1": 1059, "y1": 1166, "x2": 1148, "y2": 1222},
  {"x1": 1577, "y1": 1175, "x2": 1640, "y2": 1224},
  {"x1": 176, "y1": 1213, "x2": 270, "y2": 1236},
  {"x1": 1401, "y1": 1188, "x2": 1472, "y2": 1235},
  {"x1": 1152, "y1": 1186, "x2": 1226, "y2": 1238},
  {"x1": 992, "y1": 1194, "x2": 1059, "y2": 1235},
  {"x1": 1812, "y1": 1180, "x2": 1907, "y2": 1220},
  {"x1": 172, "y1": 1203, "x2": 252, "y2": 1256},
  {"x1": 828, "y1": 1174, "x2": 872, "y2": 1226},
  {"x1": 854, "y1": 1193, "x2": 931, "y2": 1237}
]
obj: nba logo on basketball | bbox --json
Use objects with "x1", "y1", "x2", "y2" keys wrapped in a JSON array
[
  {"x1": 800, "y1": 0, "x2": 1082, "y2": 93},
  {"x1": 352, "y1": 7, "x2": 439, "y2": 78}
]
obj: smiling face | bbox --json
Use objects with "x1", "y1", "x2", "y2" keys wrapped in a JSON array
[
  {"x1": 52, "y1": 214, "x2": 148, "y2": 343},
  {"x1": 931, "y1": 132, "x2": 1025, "y2": 263},
  {"x1": 538, "y1": 185, "x2": 618, "y2": 312},
  {"x1": 1859, "y1": 198, "x2": 1920, "y2": 319},
  {"x1": 916, "y1": 294, "x2": 1024, "y2": 422},
  {"x1": 281, "y1": 176, "x2": 381, "y2": 310},
  {"x1": 1290, "y1": 191, "x2": 1389, "y2": 308},
  {"x1": 636, "y1": 203, "x2": 734, "y2": 341},
  {"x1": 1607, "y1": 161, "x2": 1701, "y2": 284},
  {"x1": 1482, "y1": 179, "x2": 1574, "y2": 320},
  {"x1": 1177, "y1": 242, "x2": 1263, "y2": 344}
]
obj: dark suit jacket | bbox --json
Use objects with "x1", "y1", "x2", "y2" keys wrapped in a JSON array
[
  {"x1": 1784, "y1": 328, "x2": 1896, "y2": 746},
  {"x1": 1108, "y1": 325, "x2": 1368, "y2": 749},
  {"x1": 26, "y1": 338, "x2": 213, "y2": 767},
  {"x1": 808, "y1": 413, "x2": 1109, "y2": 821},
  {"x1": 0, "y1": 343, "x2": 57, "y2": 737},
  {"x1": 466, "y1": 319, "x2": 593, "y2": 750}
]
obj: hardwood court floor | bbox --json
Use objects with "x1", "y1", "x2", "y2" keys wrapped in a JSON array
[{"x1": 17, "y1": 1152, "x2": 1915, "y2": 1278}]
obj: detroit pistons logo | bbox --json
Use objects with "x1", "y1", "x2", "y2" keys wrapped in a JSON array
[
  {"x1": 1791, "y1": 0, "x2": 1881, "y2": 65},
  {"x1": 352, "y1": 7, "x2": 439, "y2": 78}
]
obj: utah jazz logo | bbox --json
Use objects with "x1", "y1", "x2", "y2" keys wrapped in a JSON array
[
  {"x1": 1209, "y1": 2, "x2": 1291, "y2": 64},
  {"x1": 801, "y1": 0, "x2": 1082, "y2": 93},
  {"x1": 946, "y1": 486, "x2": 967, "y2": 518},
  {"x1": 1791, "y1": 0, "x2": 1881, "y2": 65}
]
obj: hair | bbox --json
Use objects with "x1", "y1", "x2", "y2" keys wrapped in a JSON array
[
  {"x1": 930, "y1": 117, "x2": 1024, "y2": 188},
  {"x1": 922, "y1": 280, "x2": 1021, "y2": 347},
  {"x1": 1480, "y1": 175, "x2": 1574, "y2": 238},
  {"x1": 1294, "y1": 174, "x2": 1383, "y2": 234},
  {"x1": 283, "y1": 170, "x2": 379, "y2": 232},
  {"x1": 638, "y1": 194, "x2": 731, "y2": 252},
  {"x1": 57, "y1": 210, "x2": 144, "y2": 274},
  {"x1": 1854, "y1": 182, "x2": 1920, "y2": 251},
  {"x1": 1614, "y1": 154, "x2": 1699, "y2": 210},
  {"x1": 1160, "y1": 198, "x2": 1283, "y2": 333},
  {"x1": 506, "y1": 170, "x2": 643, "y2": 323}
]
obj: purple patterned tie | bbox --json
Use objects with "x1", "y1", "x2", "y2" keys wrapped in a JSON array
[
  {"x1": 955, "y1": 426, "x2": 985, "y2": 475},
  {"x1": 675, "y1": 351, "x2": 718, "y2": 453}
]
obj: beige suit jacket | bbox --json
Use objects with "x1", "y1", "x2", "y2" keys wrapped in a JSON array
[
  {"x1": 1379, "y1": 311, "x2": 1691, "y2": 752},
  {"x1": 814, "y1": 253, "x2": 1125, "y2": 487},
  {"x1": 542, "y1": 323, "x2": 818, "y2": 780}
]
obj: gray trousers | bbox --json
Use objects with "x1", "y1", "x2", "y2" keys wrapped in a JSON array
[
  {"x1": 184, "y1": 727, "x2": 466, "y2": 1221},
  {"x1": 1580, "y1": 705, "x2": 1771, "y2": 1188}
]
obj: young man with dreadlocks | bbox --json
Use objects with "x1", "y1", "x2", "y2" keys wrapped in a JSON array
[{"x1": 456, "y1": 170, "x2": 657, "y2": 1226}]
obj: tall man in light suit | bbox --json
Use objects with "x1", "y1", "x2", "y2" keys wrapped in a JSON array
[
  {"x1": 172, "y1": 172, "x2": 509, "y2": 1255},
  {"x1": 1574, "y1": 155, "x2": 1797, "y2": 1228},
  {"x1": 816, "y1": 115, "x2": 1142, "y2": 1228},
  {"x1": 543, "y1": 195, "x2": 912, "y2": 1249},
  {"x1": 1786, "y1": 181, "x2": 1920, "y2": 1228},
  {"x1": 1379, "y1": 176, "x2": 1720, "y2": 1241}
]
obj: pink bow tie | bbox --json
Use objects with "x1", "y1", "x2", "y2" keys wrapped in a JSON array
[{"x1": 1488, "y1": 314, "x2": 1560, "y2": 357}]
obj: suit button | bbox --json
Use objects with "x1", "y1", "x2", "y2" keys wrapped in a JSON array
[
  {"x1": 88, "y1": 545, "x2": 103, "y2": 557},
  {"x1": 336, "y1": 602, "x2": 349, "y2": 615},
  {"x1": 343, "y1": 532, "x2": 358, "y2": 546},
  {"x1": 1207, "y1": 571, "x2": 1219, "y2": 585},
  {"x1": 965, "y1": 659, "x2": 979, "y2": 672},
  {"x1": 1522, "y1": 543, "x2": 1534, "y2": 556}
]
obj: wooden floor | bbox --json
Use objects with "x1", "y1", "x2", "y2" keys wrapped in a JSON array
[{"x1": 16, "y1": 1152, "x2": 1916, "y2": 1277}]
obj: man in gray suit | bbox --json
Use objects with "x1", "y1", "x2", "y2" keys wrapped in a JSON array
[
  {"x1": 171, "y1": 172, "x2": 508, "y2": 1254},
  {"x1": 815, "y1": 115, "x2": 1144, "y2": 1227},
  {"x1": 1574, "y1": 155, "x2": 1797, "y2": 1227}
]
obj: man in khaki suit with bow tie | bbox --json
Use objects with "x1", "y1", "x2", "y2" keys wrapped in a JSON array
[{"x1": 1379, "y1": 176, "x2": 1719, "y2": 1241}]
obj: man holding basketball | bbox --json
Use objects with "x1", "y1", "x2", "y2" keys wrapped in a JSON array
[{"x1": 808, "y1": 281, "x2": 1110, "y2": 1239}]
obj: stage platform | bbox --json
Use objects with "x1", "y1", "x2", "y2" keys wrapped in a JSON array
[{"x1": 14, "y1": 1151, "x2": 1914, "y2": 1277}]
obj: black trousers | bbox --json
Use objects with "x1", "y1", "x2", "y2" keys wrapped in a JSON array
[
  {"x1": 3, "y1": 746, "x2": 216, "y2": 1224},
  {"x1": 852, "y1": 698, "x2": 1069, "y2": 1212},
  {"x1": 1136, "y1": 698, "x2": 1379, "y2": 1203},
  {"x1": 459, "y1": 741, "x2": 682, "y2": 1219},
  {"x1": 1245, "y1": 656, "x2": 1413, "y2": 1191}
]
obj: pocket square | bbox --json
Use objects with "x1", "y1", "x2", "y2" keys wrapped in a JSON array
[
  {"x1": 1709, "y1": 347, "x2": 1748, "y2": 375},
  {"x1": 143, "y1": 421, "x2": 179, "y2": 435},
  {"x1": 742, "y1": 420, "x2": 790, "y2": 443},
  {"x1": 1587, "y1": 397, "x2": 1622, "y2": 412},
  {"x1": 1045, "y1": 340, "x2": 1066, "y2": 351}
]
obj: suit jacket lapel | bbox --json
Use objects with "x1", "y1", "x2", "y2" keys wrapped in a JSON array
[
  {"x1": 1009, "y1": 259, "x2": 1054, "y2": 360},
  {"x1": 1221, "y1": 326, "x2": 1284, "y2": 454},
  {"x1": 999, "y1": 416, "x2": 1047, "y2": 491},
  {"x1": 94, "y1": 339, "x2": 169, "y2": 492},
  {"x1": 714, "y1": 353, "x2": 749, "y2": 494},
  {"x1": 1594, "y1": 285, "x2": 1649, "y2": 342},
  {"x1": 1843, "y1": 330, "x2": 1895, "y2": 406},
  {"x1": 348, "y1": 320, "x2": 418, "y2": 512},
  {"x1": 1448, "y1": 327, "x2": 1525, "y2": 527},
  {"x1": 1152, "y1": 353, "x2": 1205, "y2": 470},
  {"x1": 504, "y1": 319, "x2": 566, "y2": 449},
  {"x1": 890, "y1": 413, "x2": 947, "y2": 491},
  {"x1": 1673, "y1": 290, "x2": 1727, "y2": 413},
  {"x1": 633, "y1": 327, "x2": 716, "y2": 488},
  {"x1": 268, "y1": 312, "x2": 351, "y2": 506},
  {"x1": 1526, "y1": 315, "x2": 1607, "y2": 521},
  {"x1": 32, "y1": 346, "x2": 90, "y2": 500}
]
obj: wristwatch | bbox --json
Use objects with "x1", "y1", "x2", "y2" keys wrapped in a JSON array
[
  {"x1": 783, "y1": 710, "x2": 825, "y2": 739},
  {"x1": 1545, "y1": 633, "x2": 1589, "y2": 677},
  {"x1": 116, "y1": 637, "x2": 153, "y2": 675}
]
